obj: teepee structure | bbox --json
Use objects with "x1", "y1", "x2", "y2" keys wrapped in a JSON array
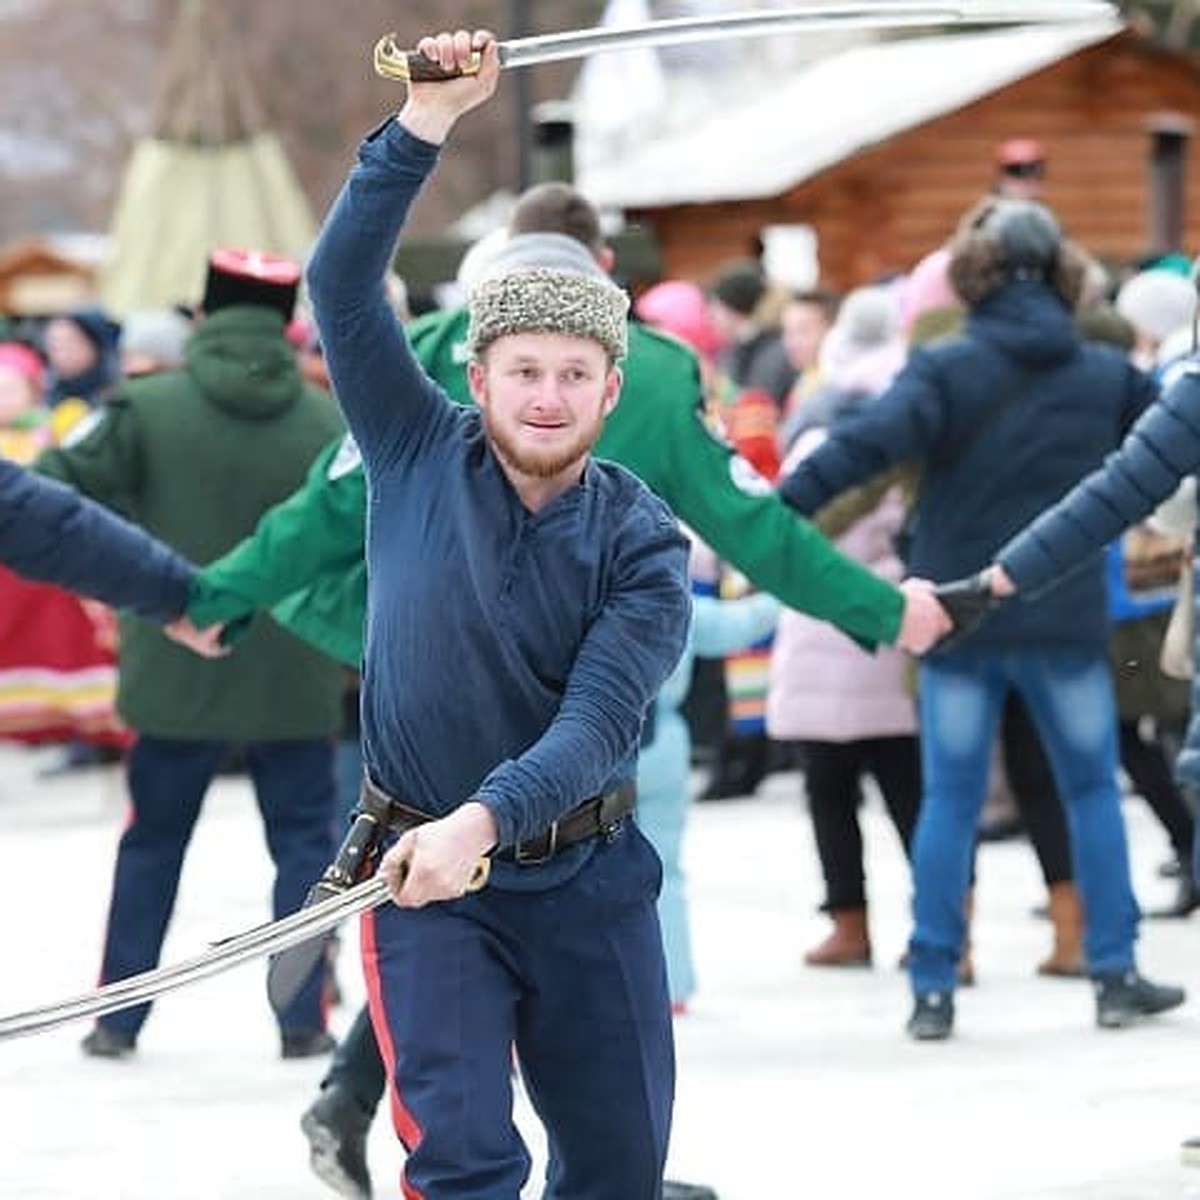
[{"x1": 99, "y1": 0, "x2": 316, "y2": 316}]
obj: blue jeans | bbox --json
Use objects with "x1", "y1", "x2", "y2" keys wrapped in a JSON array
[{"x1": 908, "y1": 649, "x2": 1140, "y2": 995}]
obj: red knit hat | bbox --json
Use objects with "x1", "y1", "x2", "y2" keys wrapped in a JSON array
[
  {"x1": 635, "y1": 280, "x2": 723, "y2": 360},
  {"x1": 0, "y1": 341, "x2": 46, "y2": 394},
  {"x1": 995, "y1": 138, "x2": 1046, "y2": 170},
  {"x1": 202, "y1": 248, "x2": 301, "y2": 322}
]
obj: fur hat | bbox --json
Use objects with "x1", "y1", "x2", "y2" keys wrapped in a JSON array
[
  {"x1": 1116, "y1": 268, "x2": 1197, "y2": 344},
  {"x1": 467, "y1": 234, "x2": 629, "y2": 362},
  {"x1": 948, "y1": 198, "x2": 1085, "y2": 309},
  {"x1": 202, "y1": 248, "x2": 300, "y2": 322}
]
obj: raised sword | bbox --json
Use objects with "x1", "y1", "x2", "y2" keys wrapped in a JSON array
[{"x1": 373, "y1": 1, "x2": 1118, "y2": 84}]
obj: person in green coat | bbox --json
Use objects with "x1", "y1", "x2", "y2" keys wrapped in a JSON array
[
  {"x1": 185, "y1": 193, "x2": 948, "y2": 1200},
  {"x1": 35, "y1": 249, "x2": 347, "y2": 1062}
]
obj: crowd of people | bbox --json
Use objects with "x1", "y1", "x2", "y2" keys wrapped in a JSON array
[{"x1": 5, "y1": 23, "x2": 1200, "y2": 1199}]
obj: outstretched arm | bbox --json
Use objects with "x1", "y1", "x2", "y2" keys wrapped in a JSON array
[
  {"x1": 0, "y1": 458, "x2": 194, "y2": 623},
  {"x1": 604, "y1": 337, "x2": 946, "y2": 651}
]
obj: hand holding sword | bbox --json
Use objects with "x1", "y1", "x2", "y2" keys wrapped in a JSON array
[
  {"x1": 393, "y1": 28, "x2": 502, "y2": 147},
  {"x1": 265, "y1": 800, "x2": 493, "y2": 1011},
  {"x1": 381, "y1": 800, "x2": 498, "y2": 908}
]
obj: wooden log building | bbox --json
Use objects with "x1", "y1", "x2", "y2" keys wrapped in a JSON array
[{"x1": 578, "y1": 20, "x2": 1200, "y2": 292}]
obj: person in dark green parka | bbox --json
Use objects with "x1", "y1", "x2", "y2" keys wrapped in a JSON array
[{"x1": 36, "y1": 249, "x2": 346, "y2": 1061}]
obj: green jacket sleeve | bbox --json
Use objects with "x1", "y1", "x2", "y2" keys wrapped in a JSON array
[
  {"x1": 189, "y1": 434, "x2": 367, "y2": 657},
  {"x1": 600, "y1": 329, "x2": 904, "y2": 647}
]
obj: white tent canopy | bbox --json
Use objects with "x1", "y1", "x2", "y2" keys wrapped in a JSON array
[{"x1": 99, "y1": 0, "x2": 316, "y2": 316}]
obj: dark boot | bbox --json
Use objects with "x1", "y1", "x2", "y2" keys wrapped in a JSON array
[
  {"x1": 1147, "y1": 873, "x2": 1200, "y2": 919},
  {"x1": 1181, "y1": 1134, "x2": 1200, "y2": 1167},
  {"x1": 906, "y1": 991, "x2": 954, "y2": 1041},
  {"x1": 282, "y1": 1029, "x2": 337, "y2": 1060},
  {"x1": 1037, "y1": 881, "x2": 1085, "y2": 977},
  {"x1": 663, "y1": 1185, "x2": 720, "y2": 1200},
  {"x1": 1093, "y1": 970, "x2": 1186, "y2": 1029},
  {"x1": 81, "y1": 1025, "x2": 136, "y2": 1059},
  {"x1": 301, "y1": 1083, "x2": 374, "y2": 1200},
  {"x1": 804, "y1": 907, "x2": 871, "y2": 967}
]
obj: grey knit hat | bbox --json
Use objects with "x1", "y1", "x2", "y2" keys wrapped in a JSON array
[{"x1": 467, "y1": 233, "x2": 629, "y2": 362}]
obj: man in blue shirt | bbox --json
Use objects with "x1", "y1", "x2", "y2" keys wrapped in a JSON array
[{"x1": 305, "y1": 26, "x2": 691, "y2": 1200}]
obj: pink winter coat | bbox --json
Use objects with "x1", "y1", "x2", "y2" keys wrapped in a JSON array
[{"x1": 766, "y1": 433, "x2": 917, "y2": 744}]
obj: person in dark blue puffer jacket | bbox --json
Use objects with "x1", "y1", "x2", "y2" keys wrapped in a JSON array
[{"x1": 781, "y1": 196, "x2": 1183, "y2": 1041}]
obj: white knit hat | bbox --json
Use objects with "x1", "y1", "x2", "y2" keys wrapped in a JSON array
[{"x1": 1116, "y1": 269, "x2": 1196, "y2": 344}]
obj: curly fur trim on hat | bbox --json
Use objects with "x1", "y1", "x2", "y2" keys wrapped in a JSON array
[
  {"x1": 947, "y1": 197, "x2": 1087, "y2": 310},
  {"x1": 467, "y1": 268, "x2": 629, "y2": 362}
]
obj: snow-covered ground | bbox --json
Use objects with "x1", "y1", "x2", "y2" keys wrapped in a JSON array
[{"x1": 2, "y1": 741, "x2": 1199, "y2": 1200}]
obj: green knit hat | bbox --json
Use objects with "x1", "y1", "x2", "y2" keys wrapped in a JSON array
[{"x1": 467, "y1": 265, "x2": 629, "y2": 362}]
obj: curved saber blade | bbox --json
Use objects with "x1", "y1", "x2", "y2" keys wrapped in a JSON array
[
  {"x1": 375, "y1": 1, "x2": 1118, "y2": 82},
  {"x1": 0, "y1": 876, "x2": 391, "y2": 1042}
]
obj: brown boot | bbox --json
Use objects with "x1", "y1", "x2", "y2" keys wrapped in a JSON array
[
  {"x1": 804, "y1": 907, "x2": 871, "y2": 967},
  {"x1": 1037, "y1": 881, "x2": 1085, "y2": 977},
  {"x1": 957, "y1": 888, "x2": 976, "y2": 986}
]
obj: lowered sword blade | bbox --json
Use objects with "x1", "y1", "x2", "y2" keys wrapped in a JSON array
[
  {"x1": 0, "y1": 876, "x2": 390, "y2": 1041},
  {"x1": 374, "y1": 1, "x2": 1117, "y2": 83}
]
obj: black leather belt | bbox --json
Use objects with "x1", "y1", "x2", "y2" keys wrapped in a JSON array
[{"x1": 360, "y1": 776, "x2": 636, "y2": 866}]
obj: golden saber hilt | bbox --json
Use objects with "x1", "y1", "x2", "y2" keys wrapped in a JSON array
[{"x1": 373, "y1": 34, "x2": 486, "y2": 84}]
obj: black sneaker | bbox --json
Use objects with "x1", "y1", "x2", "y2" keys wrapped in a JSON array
[
  {"x1": 906, "y1": 992, "x2": 954, "y2": 1041},
  {"x1": 300, "y1": 1084, "x2": 373, "y2": 1200},
  {"x1": 281, "y1": 1029, "x2": 337, "y2": 1060},
  {"x1": 1093, "y1": 971, "x2": 1186, "y2": 1029},
  {"x1": 81, "y1": 1025, "x2": 136, "y2": 1059},
  {"x1": 1181, "y1": 1134, "x2": 1200, "y2": 1167},
  {"x1": 663, "y1": 1184, "x2": 720, "y2": 1200}
]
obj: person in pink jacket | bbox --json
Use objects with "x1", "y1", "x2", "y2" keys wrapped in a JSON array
[{"x1": 767, "y1": 286, "x2": 920, "y2": 966}]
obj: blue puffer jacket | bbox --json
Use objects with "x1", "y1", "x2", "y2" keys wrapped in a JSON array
[
  {"x1": 994, "y1": 359, "x2": 1200, "y2": 784},
  {"x1": 997, "y1": 362, "x2": 1200, "y2": 594},
  {"x1": 781, "y1": 280, "x2": 1157, "y2": 655}
]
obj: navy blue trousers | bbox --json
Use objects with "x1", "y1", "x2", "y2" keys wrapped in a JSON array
[
  {"x1": 95, "y1": 735, "x2": 337, "y2": 1038},
  {"x1": 362, "y1": 823, "x2": 674, "y2": 1200}
]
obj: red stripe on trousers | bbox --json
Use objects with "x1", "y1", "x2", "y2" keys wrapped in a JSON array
[{"x1": 360, "y1": 907, "x2": 426, "y2": 1198}]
